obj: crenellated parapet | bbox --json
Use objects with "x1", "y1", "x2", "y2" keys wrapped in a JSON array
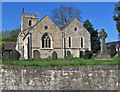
[
  {"x1": 22, "y1": 13, "x2": 38, "y2": 18},
  {"x1": 21, "y1": 8, "x2": 38, "y2": 31}
]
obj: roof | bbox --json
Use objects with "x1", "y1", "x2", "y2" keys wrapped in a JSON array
[
  {"x1": 21, "y1": 15, "x2": 48, "y2": 33},
  {"x1": 59, "y1": 17, "x2": 76, "y2": 30},
  {"x1": 4, "y1": 42, "x2": 16, "y2": 51},
  {"x1": 106, "y1": 41, "x2": 120, "y2": 46}
]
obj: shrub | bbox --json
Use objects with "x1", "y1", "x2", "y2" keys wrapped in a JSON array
[
  {"x1": 25, "y1": 58, "x2": 34, "y2": 61},
  {"x1": 52, "y1": 51, "x2": 58, "y2": 60},
  {"x1": 83, "y1": 50, "x2": 93, "y2": 59},
  {"x1": 2, "y1": 52, "x2": 10, "y2": 61},
  {"x1": 10, "y1": 50, "x2": 21, "y2": 60},
  {"x1": 79, "y1": 51, "x2": 83, "y2": 58},
  {"x1": 67, "y1": 51, "x2": 72, "y2": 58},
  {"x1": 109, "y1": 45, "x2": 117, "y2": 57},
  {"x1": 96, "y1": 50, "x2": 101, "y2": 55},
  {"x1": 48, "y1": 55, "x2": 52, "y2": 59}
]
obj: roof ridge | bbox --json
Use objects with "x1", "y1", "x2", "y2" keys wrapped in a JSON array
[
  {"x1": 59, "y1": 17, "x2": 76, "y2": 30},
  {"x1": 22, "y1": 15, "x2": 48, "y2": 33}
]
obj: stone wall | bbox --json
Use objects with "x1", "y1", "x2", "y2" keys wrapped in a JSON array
[{"x1": 0, "y1": 65, "x2": 119, "y2": 91}]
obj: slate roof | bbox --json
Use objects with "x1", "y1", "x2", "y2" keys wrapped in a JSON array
[
  {"x1": 4, "y1": 42, "x2": 16, "y2": 51},
  {"x1": 106, "y1": 41, "x2": 120, "y2": 47}
]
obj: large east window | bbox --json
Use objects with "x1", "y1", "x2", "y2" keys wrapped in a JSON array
[{"x1": 42, "y1": 33, "x2": 51, "y2": 48}]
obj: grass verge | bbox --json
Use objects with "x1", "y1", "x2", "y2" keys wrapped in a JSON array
[{"x1": 0, "y1": 57, "x2": 118, "y2": 67}]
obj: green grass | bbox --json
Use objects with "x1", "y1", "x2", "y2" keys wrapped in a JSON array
[{"x1": 0, "y1": 57, "x2": 118, "y2": 67}]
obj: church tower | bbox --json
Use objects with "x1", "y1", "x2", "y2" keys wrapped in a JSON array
[{"x1": 21, "y1": 8, "x2": 38, "y2": 31}]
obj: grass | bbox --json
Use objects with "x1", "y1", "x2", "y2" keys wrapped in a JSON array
[{"x1": 0, "y1": 57, "x2": 118, "y2": 67}]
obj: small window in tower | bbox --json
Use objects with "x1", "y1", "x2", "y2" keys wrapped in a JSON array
[
  {"x1": 44, "y1": 26, "x2": 48, "y2": 30},
  {"x1": 29, "y1": 20, "x2": 32, "y2": 26},
  {"x1": 74, "y1": 27, "x2": 77, "y2": 31}
]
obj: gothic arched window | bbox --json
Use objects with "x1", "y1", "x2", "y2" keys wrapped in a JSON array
[
  {"x1": 69, "y1": 37, "x2": 71, "y2": 48},
  {"x1": 42, "y1": 33, "x2": 51, "y2": 48},
  {"x1": 29, "y1": 20, "x2": 32, "y2": 26},
  {"x1": 81, "y1": 37, "x2": 83, "y2": 48}
]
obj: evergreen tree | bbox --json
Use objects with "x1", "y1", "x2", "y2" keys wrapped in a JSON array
[
  {"x1": 113, "y1": 1, "x2": 120, "y2": 62},
  {"x1": 83, "y1": 19, "x2": 100, "y2": 53},
  {"x1": 113, "y1": 1, "x2": 120, "y2": 33}
]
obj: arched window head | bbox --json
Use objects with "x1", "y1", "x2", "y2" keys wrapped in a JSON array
[
  {"x1": 29, "y1": 20, "x2": 32, "y2": 26},
  {"x1": 81, "y1": 37, "x2": 83, "y2": 48},
  {"x1": 69, "y1": 37, "x2": 71, "y2": 48},
  {"x1": 42, "y1": 33, "x2": 52, "y2": 48}
]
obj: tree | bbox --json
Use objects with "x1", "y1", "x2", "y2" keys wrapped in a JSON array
[
  {"x1": 1, "y1": 29, "x2": 20, "y2": 55},
  {"x1": 113, "y1": 1, "x2": 120, "y2": 61},
  {"x1": 2, "y1": 29, "x2": 20, "y2": 42},
  {"x1": 9, "y1": 29, "x2": 21, "y2": 42},
  {"x1": 113, "y1": 1, "x2": 120, "y2": 32},
  {"x1": 51, "y1": 6, "x2": 82, "y2": 27},
  {"x1": 0, "y1": 31, "x2": 3, "y2": 59},
  {"x1": 83, "y1": 19, "x2": 100, "y2": 54}
]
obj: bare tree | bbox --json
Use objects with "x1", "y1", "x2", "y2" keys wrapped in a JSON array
[{"x1": 51, "y1": 6, "x2": 82, "y2": 27}]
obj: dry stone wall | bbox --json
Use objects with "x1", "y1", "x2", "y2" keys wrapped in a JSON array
[{"x1": 0, "y1": 65, "x2": 119, "y2": 91}]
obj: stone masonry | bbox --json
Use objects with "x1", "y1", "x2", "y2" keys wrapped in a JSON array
[
  {"x1": 0, "y1": 65, "x2": 119, "y2": 90},
  {"x1": 15, "y1": 8, "x2": 91, "y2": 59}
]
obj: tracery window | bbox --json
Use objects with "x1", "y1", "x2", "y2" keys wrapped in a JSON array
[{"x1": 42, "y1": 33, "x2": 51, "y2": 48}]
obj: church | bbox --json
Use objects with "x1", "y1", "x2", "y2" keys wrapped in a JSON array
[{"x1": 15, "y1": 8, "x2": 91, "y2": 60}]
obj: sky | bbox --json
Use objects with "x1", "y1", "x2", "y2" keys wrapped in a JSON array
[{"x1": 2, "y1": 2, "x2": 119, "y2": 43}]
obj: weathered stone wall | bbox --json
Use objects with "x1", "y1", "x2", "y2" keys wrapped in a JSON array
[
  {"x1": 0, "y1": 65, "x2": 119, "y2": 91},
  {"x1": 61, "y1": 18, "x2": 91, "y2": 57},
  {"x1": 31, "y1": 15, "x2": 62, "y2": 58}
]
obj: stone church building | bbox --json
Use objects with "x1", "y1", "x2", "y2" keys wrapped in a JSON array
[{"x1": 15, "y1": 9, "x2": 91, "y2": 59}]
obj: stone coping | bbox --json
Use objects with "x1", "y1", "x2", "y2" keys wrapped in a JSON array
[{"x1": 0, "y1": 65, "x2": 119, "y2": 70}]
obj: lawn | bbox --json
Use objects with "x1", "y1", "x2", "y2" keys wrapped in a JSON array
[{"x1": 0, "y1": 57, "x2": 118, "y2": 67}]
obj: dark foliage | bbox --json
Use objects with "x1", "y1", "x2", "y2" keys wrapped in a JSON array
[
  {"x1": 10, "y1": 50, "x2": 21, "y2": 60},
  {"x1": 79, "y1": 51, "x2": 83, "y2": 58},
  {"x1": 2, "y1": 52, "x2": 10, "y2": 61},
  {"x1": 83, "y1": 50, "x2": 93, "y2": 59},
  {"x1": 109, "y1": 45, "x2": 117, "y2": 57},
  {"x1": 113, "y1": 1, "x2": 120, "y2": 32},
  {"x1": 83, "y1": 19, "x2": 100, "y2": 54},
  {"x1": 52, "y1": 51, "x2": 58, "y2": 60}
]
